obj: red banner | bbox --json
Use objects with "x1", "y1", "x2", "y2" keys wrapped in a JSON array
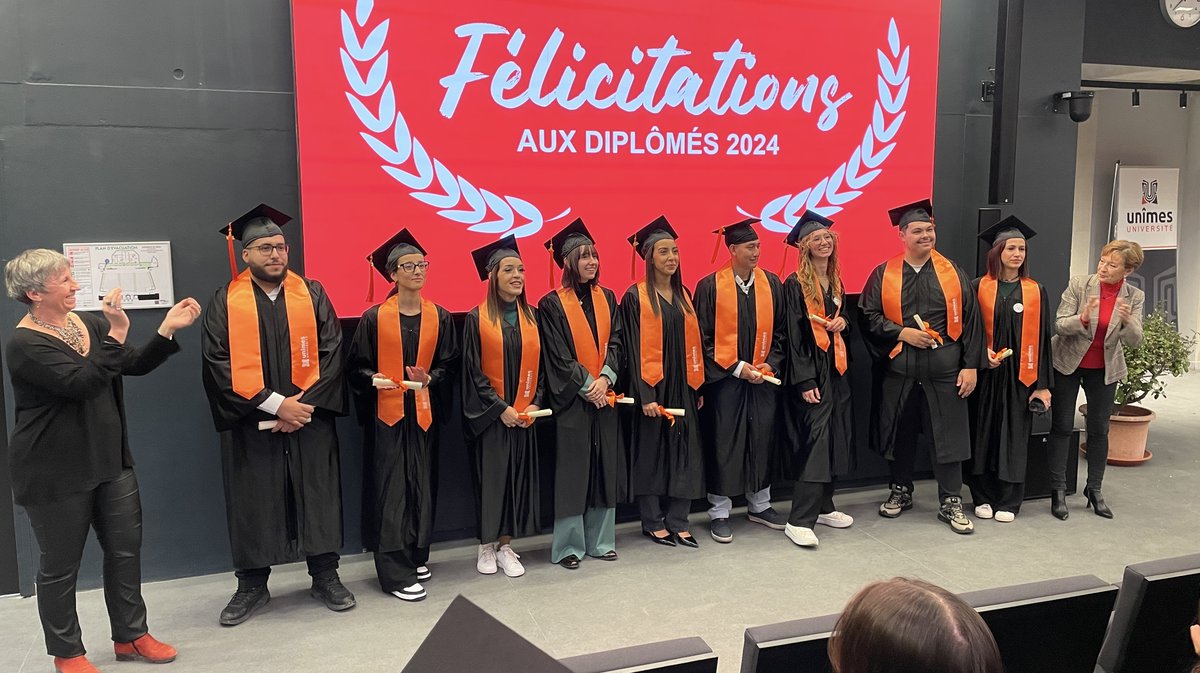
[{"x1": 292, "y1": 0, "x2": 941, "y2": 315}]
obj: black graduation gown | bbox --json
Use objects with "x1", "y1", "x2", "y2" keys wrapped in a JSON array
[
  {"x1": 201, "y1": 277, "x2": 347, "y2": 569},
  {"x1": 537, "y1": 286, "x2": 624, "y2": 519},
  {"x1": 858, "y1": 257, "x2": 984, "y2": 464},
  {"x1": 461, "y1": 305, "x2": 544, "y2": 543},
  {"x1": 693, "y1": 269, "x2": 787, "y2": 496},
  {"x1": 619, "y1": 284, "x2": 705, "y2": 500},
  {"x1": 347, "y1": 303, "x2": 459, "y2": 552},
  {"x1": 968, "y1": 278, "x2": 1054, "y2": 483},
  {"x1": 782, "y1": 274, "x2": 856, "y2": 483}
]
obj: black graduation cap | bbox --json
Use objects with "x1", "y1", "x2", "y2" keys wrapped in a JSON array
[
  {"x1": 887, "y1": 198, "x2": 934, "y2": 229},
  {"x1": 369, "y1": 228, "x2": 427, "y2": 280},
  {"x1": 978, "y1": 215, "x2": 1037, "y2": 247},
  {"x1": 401, "y1": 595, "x2": 573, "y2": 673},
  {"x1": 711, "y1": 217, "x2": 761, "y2": 262},
  {"x1": 222, "y1": 204, "x2": 292, "y2": 245},
  {"x1": 784, "y1": 210, "x2": 835, "y2": 247},
  {"x1": 627, "y1": 215, "x2": 680, "y2": 260},
  {"x1": 544, "y1": 217, "x2": 594, "y2": 269},
  {"x1": 470, "y1": 234, "x2": 522, "y2": 282}
]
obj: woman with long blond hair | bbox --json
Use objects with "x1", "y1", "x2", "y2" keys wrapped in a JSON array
[{"x1": 780, "y1": 211, "x2": 856, "y2": 548}]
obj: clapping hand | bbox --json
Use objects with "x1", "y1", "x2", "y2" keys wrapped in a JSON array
[{"x1": 159, "y1": 298, "x2": 201, "y2": 337}]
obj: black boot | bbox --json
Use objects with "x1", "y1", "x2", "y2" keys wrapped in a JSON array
[
  {"x1": 311, "y1": 573, "x2": 357, "y2": 611},
  {"x1": 219, "y1": 585, "x2": 270, "y2": 626},
  {"x1": 1050, "y1": 489, "x2": 1069, "y2": 520},
  {"x1": 1084, "y1": 487, "x2": 1114, "y2": 519}
]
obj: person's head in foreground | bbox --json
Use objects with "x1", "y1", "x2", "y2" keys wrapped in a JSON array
[{"x1": 830, "y1": 577, "x2": 1005, "y2": 673}]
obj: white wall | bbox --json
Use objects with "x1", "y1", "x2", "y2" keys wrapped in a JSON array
[{"x1": 1070, "y1": 88, "x2": 1199, "y2": 362}]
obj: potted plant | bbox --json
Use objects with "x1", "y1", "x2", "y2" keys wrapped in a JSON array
[{"x1": 1082, "y1": 305, "x2": 1197, "y2": 465}]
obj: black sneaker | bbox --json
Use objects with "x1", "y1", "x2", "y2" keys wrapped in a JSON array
[
  {"x1": 219, "y1": 586, "x2": 270, "y2": 626},
  {"x1": 939, "y1": 496, "x2": 975, "y2": 534},
  {"x1": 747, "y1": 507, "x2": 787, "y2": 530},
  {"x1": 311, "y1": 574, "x2": 357, "y2": 612},
  {"x1": 879, "y1": 484, "x2": 913, "y2": 518},
  {"x1": 709, "y1": 517, "x2": 734, "y2": 543}
]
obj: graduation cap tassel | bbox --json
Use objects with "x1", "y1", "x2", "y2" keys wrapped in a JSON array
[
  {"x1": 366, "y1": 254, "x2": 375, "y2": 303},
  {"x1": 710, "y1": 227, "x2": 724, "y2": 263},
  {"x1": 630, "y1": 235, "x2": 638, "y2": 280},
  {"x1": 225, "y1": 224, "x2": 238, "y2": 280},
  {"x1": 547, "y1": 243, "x2": 554, "y2": 288},
  {"x1": 778, "y1": 246, "x2": 791, "y2": 277}
]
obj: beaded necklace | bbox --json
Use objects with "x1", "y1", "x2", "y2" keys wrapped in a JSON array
[{"x1": 29, "y1": 313, "x2": 85, "y2": 355}]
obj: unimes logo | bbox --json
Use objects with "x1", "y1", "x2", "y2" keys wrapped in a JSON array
[{"x1": 1141, "y1": 180, "x2": 1158, "y2": 205}]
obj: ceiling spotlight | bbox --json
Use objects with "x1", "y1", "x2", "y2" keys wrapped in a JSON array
[
  {"x1": 1182, "y1": 91, "x2": 1189, "y2": 109},
  {"x1": 1132, "y1": 89, "x2": 1140, "y2": 107}
]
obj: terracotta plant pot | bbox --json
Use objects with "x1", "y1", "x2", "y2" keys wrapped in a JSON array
[{"x1": 1079, "y1": 404, "x2": 1155, "y2": 466}]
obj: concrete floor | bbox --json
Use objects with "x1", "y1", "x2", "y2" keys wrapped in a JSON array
[{"x1": 3, "y1": 371, "x2": 1199, "y2": 673}]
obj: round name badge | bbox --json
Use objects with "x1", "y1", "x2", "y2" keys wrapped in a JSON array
[
  {"x1": 833, "y1": 296, "x2": 841, "y2": 306},
  {"x1": 1013, "y1": 303, "x2": 1024, "y2": 314}
]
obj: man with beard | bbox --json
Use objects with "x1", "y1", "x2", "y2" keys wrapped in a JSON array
[{"x1": 201, "y1": 204, "x2": 352, "y2": 625}]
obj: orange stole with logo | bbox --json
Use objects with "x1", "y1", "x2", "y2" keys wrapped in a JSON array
[
  {"x1": 377, "y1": 296, "x2": 439, "y2": 428},
  {"x1": 637, "y1": 282, "x2": 704, "y2": 390},
  {"x1": 478, "y1": 302, "x2": 540, "y2": 410},
  {"x1": 800, "y1": 275, "x2": 847, "y2": 375},
  {"x1": 978, "y1": 275, "x2": 1041, "y2": 387},
  {"x1": 556, "y1": 286, "x2": 610, "y2": 378},
  {"x1": 714, "y1": 266, "x2": 774, "y2": 370},
  {"x1": 881, "y1": 251, "x2": 962, "y2": 358},
  {"x1": 227, "y1": 270, "x2": 319, "y2": 400}
]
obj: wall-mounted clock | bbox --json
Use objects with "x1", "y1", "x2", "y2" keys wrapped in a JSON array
[{"x1": 1162, "y1": 0, "x2": 1200, "y2": 28}]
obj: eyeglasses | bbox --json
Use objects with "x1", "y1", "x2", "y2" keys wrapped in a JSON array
[
  {"x1": 396, "y1": 261, "x2": 431, "y2": 274},
  {"x1": 249, "y1": 243, "x2": 289, "y2": 255}
]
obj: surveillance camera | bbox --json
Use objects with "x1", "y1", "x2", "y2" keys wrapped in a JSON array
[{"x1": 1053, "y1": 91, "x2": 1095, "y2": 122}]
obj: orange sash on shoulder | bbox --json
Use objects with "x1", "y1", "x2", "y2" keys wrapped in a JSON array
[
  {"x1": 228, "y1": 270, "x2": 319, "y2": 400},
  {"x1": 978, "y1": 275, "x2": 1041, "y2": 387},
  {"x1": 638, "y1": 282, "x2": 704, "y2": 390},
  {"x1": 377, "y1": 296, "x2": 439, "y2": 428},
  {"x1": 714, "y1": 266, "x2": 773, "y2": 369},
  {"x1": 478, "y1": 302, "x2": 540, "y2": 410},
  {"x1": 556, "y1": 286, "x2": 610, "y2": 378},
  {"x1": 881, "y1": 251, "x2": 962, "y2": 358},
  {"x1": 801, "y1": 275, "x2": 847, "y2": 375}
]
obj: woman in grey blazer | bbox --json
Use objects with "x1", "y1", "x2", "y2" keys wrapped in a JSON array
[{"x1": 1047, "y1": 240, "x2": 1144, "y2": 520}]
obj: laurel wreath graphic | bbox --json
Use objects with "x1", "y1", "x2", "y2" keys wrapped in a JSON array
[{"x1": 341, "y1": 1, "x2": 908, "y2": 238}]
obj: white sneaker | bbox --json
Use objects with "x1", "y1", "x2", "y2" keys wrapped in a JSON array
[
  {"x1": 816, "y1": 511, "x2": 854, "y2": 528},
  {"x1": 974, "y1": 504, "x2": 994, "y2": 519},
  {"x1": 994, "y1": 510, "x2": 1015, "y2": 523},
  {"x1": 784, "y1": 524, "x2": 819, "y2": 547},
  {"x1": 477, "y1": 543, "x2": 497, "y2": 575},
  {"x1": 391, "y1": 583, "x2": 426, "y2": 602},
  {"x1": 496, "y1": 544, "x2": 526, "y2": 578},
  {"x1": 416, "y1": 565, "x2": 431, "y2": 581}
]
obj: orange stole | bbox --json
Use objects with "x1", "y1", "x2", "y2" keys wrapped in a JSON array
[
  {"x1": 881, "y1": 251, "x2": 963, "y2": 358},
  {"x1": 556, "y1": 286, "x2": 610, "y2": 378},
  {"x1": 637, "y1": 282, "x2": 704, "y2": 390},
  {"x1": 800, "y1": 275, "x2": 847, "y2": 375},
  {"x1": 714, "y1": 266, "x2": 774, "y2": 369},
  {"x1": 376, "y1": 297, "x2": 439, "y2": 428},
  {"x1": 978, "y1": 276, "x2": 1041, "y2": 387},
  {"x1": 227, "y1": 270, "x2": 320, "y2": 400},
  {"x1": 478, "y1": 302, "x2": 540, "y2": 410}
]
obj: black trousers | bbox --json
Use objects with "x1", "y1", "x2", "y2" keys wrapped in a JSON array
[
  {"x1": 889, "y1": 384, "x2": 964, "y2": 500},
  {"x1": 1049, "y1": 367, "x2": 1115, "y2": 491},
  {"x1": 638, "y1": 495, "x2": 692, "y2": 534},
  {"x1": 374, "y1": 546, "x2": 430, "y2": 592},
  {"x1": 966, "y1": 473, "x2": 1025, "y2": 513},
  {"x1": 235, "y1": 552, "x2": 341, "y2": 589},
  {"x1": 788, "y1": 481, "x2": 835, "y2": 529},
  {"x1": 24, "y1": 469, "x2": 147, "y2": 658}
]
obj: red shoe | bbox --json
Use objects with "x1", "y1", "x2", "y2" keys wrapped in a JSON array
[
  {"x1": 54, "y1": 655, "x2": 101, "y2": 673},
  {"x1": 114, "y1": 633, "x2": 177, "y2": 664}
]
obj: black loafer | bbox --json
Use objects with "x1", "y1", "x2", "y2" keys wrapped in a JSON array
[
  {"x1": 643, "y1": 530, "x2": 676, "y2": 547},
  {"x1": 589, "y1": 550, "x2": 618, "y2": 561},
  {"x1": 559, "y1": 554, "x2": 581, "y2": 569},
  {"x1": 672, "y1": 532, "x2": 699, "y2": 548}
]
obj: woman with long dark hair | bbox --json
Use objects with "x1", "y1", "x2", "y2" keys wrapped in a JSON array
[
  {"x1": 537, "y1": 218, "x2": 625, "y2": 570},
  {"x1": 780, "y1": 211, "x2": 856, "y2": 548},
  {"x1": 461, "y1": 235, "x2": 544, "y2": 577},
  {"x1": 620, "y1": 216, "x2": 705, "y2": 548},
  {"x1": 967, "y1": 217, "x2": 1053, "y2": 523}
]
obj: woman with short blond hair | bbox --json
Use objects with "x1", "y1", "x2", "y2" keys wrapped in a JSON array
[{"x1": 1046, "y1": 239, "x2": 1145, "y2": 520}]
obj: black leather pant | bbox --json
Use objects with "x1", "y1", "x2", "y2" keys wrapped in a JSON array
[
  {"x1": 24, "y1": 469, "x2": 147, "y2": 657},
  {"x1": 1049, "y1": 367, "x2": 1115, "y2": 491}
]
